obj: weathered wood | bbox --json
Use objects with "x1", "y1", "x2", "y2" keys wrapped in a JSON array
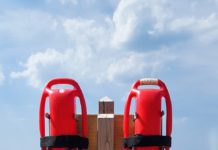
[
  {"x1": 76, "y1": 114, "x2": 134, "y2": 150},
  {"x1": 76, "y1": 97, "x2": 133, "y2": 150},
  {"x1": 99, "y1": 96, "x2": 114, "y2": 114},
  {"x1": 98, "y1": 117, "x2": 114, "y2": 150},
  {"x1": 98, "y1": 97, "x2": 114, "y2": 150},
  {"x1": 114, "y1": 115, "x2": 134, "y2": 150},
  {"x1": 99, "y1": 102, "x2": 114, "y2": 114},
  {"x1": 76, "y1": 115, "x2": 97, "y2": 150}
]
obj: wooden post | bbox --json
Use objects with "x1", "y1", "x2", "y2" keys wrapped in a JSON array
[{"x1": 97, "y1": 96, "x2": 114, "y2": 150}]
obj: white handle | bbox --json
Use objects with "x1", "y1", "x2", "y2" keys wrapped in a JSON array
[{"x1": 140, "y1": 78, "x2": 158, "y2": 85}]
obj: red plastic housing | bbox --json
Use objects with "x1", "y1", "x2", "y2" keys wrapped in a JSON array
[
  {"x1": 124, "y1": 79, "x2": 172, "y2": 150},
  {"x1": 39, "y1": 78, "x2": 88, "y2": 150}
]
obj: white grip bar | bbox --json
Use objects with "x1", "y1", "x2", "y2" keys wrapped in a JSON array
[{"x1": 140, "y1": 78, "x2": 158, "y2": 85}]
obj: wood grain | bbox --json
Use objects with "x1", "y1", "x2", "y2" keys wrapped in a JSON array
[
  {"x1": 76, "y1": 114, "x2": 134, "y2": 150},
  {"x1": 114, "y1": 115, "x2": 134, "y2": 150},
  {"x1": 98, "y1": 118, "x2": 114, "y2": 150},
  {"x1": 99, "y1": 101, "x2": 114, "y2": 114},
  {"x1": 98, "y1": 99, "x2": 114, "y2": 150},
  {"x1": 76, "y1": 115, "x2": 97, "y2": 150}
]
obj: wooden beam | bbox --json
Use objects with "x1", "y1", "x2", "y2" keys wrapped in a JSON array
[{"x1": 98, "y1": 97, "x2": 114, "y2": 150}]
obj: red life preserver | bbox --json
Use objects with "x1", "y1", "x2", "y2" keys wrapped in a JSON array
[
  {"x1": 39, "y1": 78, "x2": 88, "y2": 150},
  {"x1": 123, "y1": 78, "x2": 172, "y2": 150}
]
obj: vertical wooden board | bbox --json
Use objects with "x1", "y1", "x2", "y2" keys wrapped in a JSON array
[
  {"x1": 76, "y1": 115, "x2": 97, "y2": 150},
  {"x1": 99, "y1": 102, "x2": 114, "y2": 114},
  {"x1": 114, "y1": 115, "x2": 134, "y2": 150},
  {"x1": 97, "y1": 118, "x2": 114, "y2": 150}
]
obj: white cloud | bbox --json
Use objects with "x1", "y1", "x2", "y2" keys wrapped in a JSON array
[
  {"x1": 0, "y1": 10, "x2": 59, "y2": 41},
  {"x1": 112, "y1": 0, "x2": 171, "y2": 46},
  {"x1": 63, "y1": 18, "x2": 111, "y2": 48},
  {"x1": 100, "y1": 49, "x2": 175, "y2": 83},
  {"x1": 103, "y1": 52, "x2": 145, "y2": 82},
  {"x1": 10, "y1": 0, "x2": 218, "y2": 91},
  {"x1": 9, "y1": 9, "x2": 176, "y2": 87},
  {"x1": 111, "y1": 0, "x2": 218, "y2": 46},
  {"x1": 10, "y1": 47, "x2": 175, "y2": 88},
  {"x1": 10, "y1": 49, "x2": 64, "y2": 88},
  {"x1": 169, "y1": 13, "x2": 218, "y2": 42}
]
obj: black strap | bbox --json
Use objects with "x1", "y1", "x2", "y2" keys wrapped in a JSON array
[
  {"x1": 40, "y1": 135, "x2": 89, "y2": 149},
  {"x1": 123, "y1": 135, "x2": 171, "y2": 148}
]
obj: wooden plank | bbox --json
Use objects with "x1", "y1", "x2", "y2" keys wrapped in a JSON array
[
  {"x1": 98, "y1": 97, "x2": 114, "y2": 150},
  {"x1": 76, "y1": 115, "x2": 97, "y2": 150},
  {"x1": 114, "y1": 115, "x2": 134, "y2": 150},
  {"x1": 98, "y1": 118, "x2": 114, "y2": 150}
]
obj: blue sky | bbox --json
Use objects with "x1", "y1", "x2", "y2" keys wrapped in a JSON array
[{"x1": 0, "y1": 0, "x2": 218, "y2": 149}]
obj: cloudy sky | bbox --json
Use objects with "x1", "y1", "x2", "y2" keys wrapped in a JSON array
[{"x1": 0, "y1": 0, "x2": 218, "y2": 149}]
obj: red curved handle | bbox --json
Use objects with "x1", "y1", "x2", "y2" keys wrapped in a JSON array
[
  {"x1": 123, "y1": 90, "x2": 137, "y2": 138},
  {"x1": 39, "y1": 78, "x2": 88, "y2": 138},
  {"x1": 39, "y1": 90, "x2": 48, "y2": 138},
  {"x1": 45, "y1": 78, "x2": 80, "y2": 90},
  {"x1": 159, "y1": 80, "x2": 172, "y2": 150},
  {"x1": 77, "y1": 91, "x2": 88, "y2": 137},
  {"x1": 160, "y1": 82, "x2": 172, "y2": 137}
]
